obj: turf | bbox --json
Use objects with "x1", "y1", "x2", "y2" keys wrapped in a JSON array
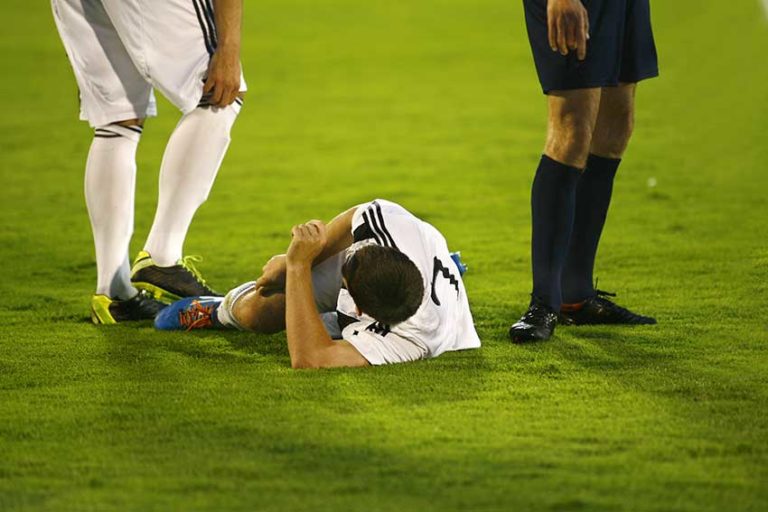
[{"x1": 1, "y1": 1, "x2": 767, "y2": 510}]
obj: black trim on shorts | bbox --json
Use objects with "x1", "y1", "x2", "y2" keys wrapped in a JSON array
[{"x1": 94, "y1": 128, "x2": 123, "y2": 138}]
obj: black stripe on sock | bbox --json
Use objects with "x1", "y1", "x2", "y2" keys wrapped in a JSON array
[
  {"x1": 94, "y1": 133, "x2": 123, "y2": 138},
  {"x1": 192, "y1": 0, "x2": 214, "y2": 55},
  {"x1": 123, "y1": 125, "x2": 143, "y2": 134}
]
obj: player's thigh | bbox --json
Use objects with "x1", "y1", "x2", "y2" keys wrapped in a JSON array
[
  {"x1": 523, "y1": 0, "x2": 628, "y2": 93},
  {"x1": 51, "y1": 0, "x2": 155, "y2": 128},
  {"x1": 598, "y1": 83, "x2": 636, "y2": 122},
  {"x1": 102, "y1": 0, "x2": 247, "y2": 114}
]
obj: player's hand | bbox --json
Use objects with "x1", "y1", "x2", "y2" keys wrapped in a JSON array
[
  {"x1": 203, "y1": 46, "x2": 241, "y2": 107},
  {"x1": 286, "y1": 221, "x2": 327, "y2": 267},
  {"x1": 547, "y1": 0, "x2": 589, "y2": 61},
  {"x1": 255, "y1": 254, "x2": 287, "y2": 296}
]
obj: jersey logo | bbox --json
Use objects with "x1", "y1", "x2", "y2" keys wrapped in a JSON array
[
  {"x1": 365, "y1": 321, "x2": 391, "y2": 336},
  {"x1": 431, "y1": 257, "x2": 460, "y2": 306}
]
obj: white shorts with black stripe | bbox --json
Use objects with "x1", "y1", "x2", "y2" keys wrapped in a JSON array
[{"x1": 51, "y1": 0, "x2": 247, "y2": 127}]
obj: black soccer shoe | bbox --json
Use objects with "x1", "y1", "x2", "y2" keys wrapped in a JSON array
[
  {"x1": 508, "y1": 298, "x2": 558, "y2": 343},
  {"x1": 90, "y1": 290, "x2": 166, "y2": 325},
  {"x1": 130, "y1": 251, "x2": 222, "y2": 304},
  {"x1": 560, "y1": 290, "x2": 657, "y2": 326}
]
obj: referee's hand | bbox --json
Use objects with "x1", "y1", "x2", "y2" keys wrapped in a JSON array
[{"x1": 547, "y1": 0, "x2": 589, "y2": 61}]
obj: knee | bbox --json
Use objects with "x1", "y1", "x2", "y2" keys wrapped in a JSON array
[
  {"x1": 232, "y1": 295, "x2": 285, "y2": 334},
  {"x1": 545, "y1": 116, "x2": 595, "y2": 168},
  {"x1": 592, "y1": 110, "x2": 634, "y2": 158},
  {"x1": 609, "y1": 106, "x2": 635, "y2": 141}
]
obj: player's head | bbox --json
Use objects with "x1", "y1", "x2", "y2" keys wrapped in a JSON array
[{"x1": 342, "y1": 244, "x2": 424, "y2": 326}]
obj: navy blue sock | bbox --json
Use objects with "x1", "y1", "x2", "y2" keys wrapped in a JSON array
[
  {"x1": 531, "y1": 155, "x2": 581, "y2": 311},
  {"x1": 561, "y1": 154, "x2": 620, "y2": 303}
]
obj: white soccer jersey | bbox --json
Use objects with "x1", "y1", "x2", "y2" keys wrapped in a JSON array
[
  {"x1": 333, "y1": 200, "x2": 481, "y2": 365},
  {"x1": 51, "y1": 0, "x2": 247, "y2": 127}
]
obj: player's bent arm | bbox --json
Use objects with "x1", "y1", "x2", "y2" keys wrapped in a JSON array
[
  {"x1": 312, "y1": 206, "x2": 357, "y2": 265},
  {"x1": 254, "y1": 207, "x2": 358, "y2": 293},
  {"x1": 285, "y1": 262, "x2": 369, "y2": 369}
]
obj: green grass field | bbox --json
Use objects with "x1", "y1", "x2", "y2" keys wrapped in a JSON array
[{"x1": 2, "y1": 1, "x2": 768, "y2": 510}]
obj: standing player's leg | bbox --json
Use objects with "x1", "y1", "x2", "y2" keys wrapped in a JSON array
[
  {"x1": 131, "y1": 101, "x2": 242, "y2": 302},
  {"x1": 86, "y1": 119, "x2": 144, "y2": 302},
  {"x1": 141, "y1": 99, "x2": 241, "y2": 268},
  {"x1": 98, "y1": 0, "x2": 247, "y2": 302},
  {"x1": 509, "y1": 89, "x2": 601, "y2": 343},
  {"x1": 51, "y1": 0, "x2": 164, "y2": 324},
  {"x1": 559, "y1": 0, "x2": 659, "y2": 326},
  {"x1": 560, "y1": 83, "x2": 656, "y2": 325},
  {"x1": 561, "y1": 83, "x2": 635, "y2": 303}
]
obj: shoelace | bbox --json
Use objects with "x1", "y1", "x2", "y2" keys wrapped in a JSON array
[
  {"x1": 523, "y1": 302, "x2": 554, "y2": 323},
  {"x1": 180, "y1": 255, "x2": 211, "y2": 289},
  {"x1": 591, "y1": 289, "x2": 642, "y2": 321},
  {"x1": 178, "y1": 300, "x2": 215, "y2": 331}
]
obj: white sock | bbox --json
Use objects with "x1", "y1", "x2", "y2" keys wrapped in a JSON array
[
  {"x1": 216, "y1": 281, "x2": 256, "y2": 330},
  {"x1": 85, "y1": 125, "x2": 142, "y2": 300},
  {"x1": 143, "y1": 103, "x2": 241, "y2": 266}
]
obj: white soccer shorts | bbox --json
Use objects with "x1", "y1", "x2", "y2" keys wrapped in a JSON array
[{"x1": 51, "y1": 0, "x2": 247, "y2": 127}]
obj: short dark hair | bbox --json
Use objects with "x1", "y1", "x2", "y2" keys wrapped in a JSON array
[{"x1": 342, "y1": 245, "x2": 424, "y2": 326}]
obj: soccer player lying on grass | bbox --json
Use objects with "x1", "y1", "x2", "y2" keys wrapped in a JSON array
[{"x1": 155, "y1": 200, "x2": 481, "y2": 368}]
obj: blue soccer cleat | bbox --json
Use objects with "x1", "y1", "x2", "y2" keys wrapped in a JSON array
[
  {"x1": 450, "y1": 251, "x2": 468, "y2": 276},
  {"x1": 154, "y1": 296, "x2": 224, "y2": 331}
]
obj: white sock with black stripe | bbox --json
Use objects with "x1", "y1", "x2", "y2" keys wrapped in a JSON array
[
  {"x1": 86, "y1": 124, "x2": 142, "y2": 300},
  {"x1": 216, "y1": 280, "x2": 256, "y2": 330},
  {"x1": 143, "y1": 103, "x2": 241, "y2": 266}
]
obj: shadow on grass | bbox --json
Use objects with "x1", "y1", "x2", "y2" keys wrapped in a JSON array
[{"x1": 552, "y1": 325, "x2": 768, "y2": 445}]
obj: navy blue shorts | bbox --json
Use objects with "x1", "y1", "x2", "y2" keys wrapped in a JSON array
[{"x1": 524, "y1": 0, "x2": 659, "y2": 93}]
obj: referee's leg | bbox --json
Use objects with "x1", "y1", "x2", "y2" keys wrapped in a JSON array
[
  {"x1": 528, "y1": 89, "x2": 600, "y2": 313},
  {"x1": 560, "y1": 83, "x2": 635, "y2": 303}
]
